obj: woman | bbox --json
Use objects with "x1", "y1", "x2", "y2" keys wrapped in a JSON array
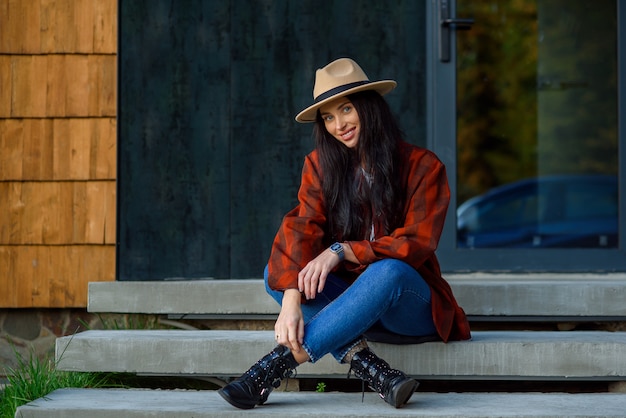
[{"x1": 218, "y1": 58, "x2": 471, "y2": 409}]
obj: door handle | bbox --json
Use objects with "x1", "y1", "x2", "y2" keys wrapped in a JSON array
[{"x1": 439, "y1": 0, "x2": 474, "y2": 62}]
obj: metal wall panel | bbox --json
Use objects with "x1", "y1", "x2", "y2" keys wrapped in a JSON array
[{"x1": 118, "y1": 0, "x2": 426, "y2": 280}]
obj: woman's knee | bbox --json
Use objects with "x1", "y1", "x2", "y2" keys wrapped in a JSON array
[
  {"x1": 362, "y1": 259, "x2": 429, "y2": 299},
  {"x1": 367, "y1": 259, "x2": 415, "y2": 283}
]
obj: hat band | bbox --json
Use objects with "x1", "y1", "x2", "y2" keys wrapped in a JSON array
[{"x1": 313, "y1": 81, "x2": 371, "y2": 103}]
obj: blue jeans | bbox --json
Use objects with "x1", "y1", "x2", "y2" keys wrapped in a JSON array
[{"x1": 264, "y1": 258, "x2": 437, "y2": 363}]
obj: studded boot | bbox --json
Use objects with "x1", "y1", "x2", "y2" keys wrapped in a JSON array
[
  {"x1": 218, "y1": 345, "x2": 299, "y2": 409},
  {"x1": 349, "y1": 347, "x2": 419, "y2": 408}
]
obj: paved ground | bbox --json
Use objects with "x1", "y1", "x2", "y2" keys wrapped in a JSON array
[{"x1": 15, "y1": 388, "x2": 626, "y2": 417}]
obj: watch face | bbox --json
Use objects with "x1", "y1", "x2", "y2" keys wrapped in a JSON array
[{"x1": 330, "y1": 243, "x2": 342, "y2": 253}]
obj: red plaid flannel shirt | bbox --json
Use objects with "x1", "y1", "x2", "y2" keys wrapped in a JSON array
[{"x1": 268, "y1": 141, "x2": 471, "y2": 342}]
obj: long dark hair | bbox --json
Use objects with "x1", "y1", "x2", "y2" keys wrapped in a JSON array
[{"x1": 314, "y1": 90, "x2": 405, "y2": 241}]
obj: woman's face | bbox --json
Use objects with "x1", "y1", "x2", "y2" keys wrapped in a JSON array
[{"x1": 319, "y1": 97, "x2": 361, "y2": 149}]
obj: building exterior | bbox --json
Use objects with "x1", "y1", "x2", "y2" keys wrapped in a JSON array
[{"x1": 1, "y1": 0, "x2": 624, "y2": 373}]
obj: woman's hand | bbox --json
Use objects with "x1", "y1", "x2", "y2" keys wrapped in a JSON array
[
  {"x1": 298, "y1": 243, "x2": 356, "y2": 299},
  {"x1": 274, "y1": 289, "x2": 305, "y2": 353},
  {"x1": 298, "y1": 248, "x2": 339, "y2": 300}
]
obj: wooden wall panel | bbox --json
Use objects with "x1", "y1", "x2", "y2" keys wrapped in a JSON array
[
  {"x1": 0, "y1": 0, "x2": 119, "y2": 54},
  {"x1": 0, "y1": 245, "x2": 115, "y2": 307},
  {"x1": 0, "y1": 118, "x2": 116, "y2": 181},
  {"x1": 2, "y1": 55, "x2": 116, "y2": 118},
  {"x1": 0, "y1": 182, "x2": 115, "y2": 245},
  {"x1": 1, "y1": 0, "x2": 117, "y2": 308}
]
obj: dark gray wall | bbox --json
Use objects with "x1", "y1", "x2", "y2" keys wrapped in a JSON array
[{"x1": 117, "y1": 0, "x2": 427, "y2": 280}]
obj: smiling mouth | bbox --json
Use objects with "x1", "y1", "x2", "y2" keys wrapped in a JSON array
[{"x1": 341, "y1": 128, "x2": 356, "y2": 140}]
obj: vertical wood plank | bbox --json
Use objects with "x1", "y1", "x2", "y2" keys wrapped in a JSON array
[
  {"x1": 20, "y1": 183, "x2": 44, "y2": 243},
  {"x1": 22, "y1": 119, "x2": 54, "y2": 180},
  {"x1": 0, "y1": 183, "x2": 12, "y2": 242},
  {"x1": 0, "y1": 247, "x2": 15, "y2": 306},
  {"x1": 58, "y1": 181, "x2": 75, "y2": 243},
  {"x1": 0, "y1": 56, "x2": 11, "y2": 117},
  {"x1": 0, "y1": 1, "x2": 9, "y2": 52},
  {"x1": 65, "y1": 55, "x2": 89, "y2": 116},
  {"x1": 46, "y1": 246, "x2": 68, "y2": 306},
  {"x1": 46, "y1": 55, "x2": 67, "y2": 117},
  {"x1": 87, "y1": 55, "x2": 103, "y2": 116},
  {"x1": 93, "y1": 0, "x2": 117, "y2": 53},
  {"x1": 12, "y1": 56, "x2": 48, "y2": 117},
  {"x1": 72, "y1": 182, "x2": 87, "y2": 242},
  {"x1": 90, "y1": 118, "x2": 117, "y2": 179},
  {"x1": 41, "y1": 182, "x2": 64, "y2": 244},
  {"x1": 51, "y1": 0, "x2": 74, "y2": 52},
  {"x1": 29, "y1": 246, "x2": 48, "y2": 306},
  {"x1": 73, "y1": 0, "x2": 95, "y2": 53},
  {"x1": 21, "y1": 119, "x2": 44, "y2": 180},
  {"x1": 85, "y1": 182, "x2": 105, "y2": 243},
  {"x1": 104, "y1": 181, "x2": 116, "y2": 243},
  {"x1": 14, "y1": 246, "x2": 34, "y2": 306},
  {"x1": 88, "y1": 55, "x2": 117, "y2": 116},
  {"x1": 102, "y1": 55, "x2": 117, "y2": 116},
  {"x1": 23, "y1": 0, "x2": 42, "y2": 53},
  {"x1": 0, "y1": 119, "x2": 24, "y2": 180},
  {"x1": 52, "y1": 119, "x2": 71, "y2": 179},
  {"x1": 68, "y1": 119, "x2": 91, "y2": 179},
  {"x1": 40, "y1": 0, "x2": 57, "y2": 53},
  {"x1": 5, "y1": 183, "x2": 23, "y2": 244}
]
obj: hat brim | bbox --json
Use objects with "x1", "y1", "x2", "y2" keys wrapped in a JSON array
[{"x1": 295, "y1": 80, "x2": 397, "y2": 123}]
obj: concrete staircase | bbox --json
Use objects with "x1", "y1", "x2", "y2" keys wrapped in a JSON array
[{"x1": 15, "y1": 274, "x2": 626, "y2": 417}]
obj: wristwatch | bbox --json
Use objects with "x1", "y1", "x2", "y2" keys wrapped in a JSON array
[{"x1": 329, "y1": 242, "x2": 345, "y2": 261}]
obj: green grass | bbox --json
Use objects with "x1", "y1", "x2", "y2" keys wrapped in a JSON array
[
  {"x1": 0, "y1": 314, "x2": 212, "y2": 417},
  {"x1": 0, "y1": 347, "x2": 114, "y2": 418}
]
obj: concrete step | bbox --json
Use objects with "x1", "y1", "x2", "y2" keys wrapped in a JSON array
[
  {"x1": 15, "y1": 388, "x2": 626, "y2": 417},
  {"x1": 56, "y1": 330, "x2": 626, "y2": 380},
  {"x1": 87, "y1": 274, "x2": 626, "y2": 320}
]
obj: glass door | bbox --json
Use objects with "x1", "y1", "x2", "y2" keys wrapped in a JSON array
[{"x1": 429, "y1": 0, "x2": 626, "y2": 271}]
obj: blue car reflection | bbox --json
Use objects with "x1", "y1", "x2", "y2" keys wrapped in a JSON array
[{"x1": 456, "y1": 175, "x2": 618, "y2": 248}]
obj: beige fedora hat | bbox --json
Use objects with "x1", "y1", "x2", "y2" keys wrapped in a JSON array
[{"x1": 295, "y1": 58, "x2": 397, "y2": 123}]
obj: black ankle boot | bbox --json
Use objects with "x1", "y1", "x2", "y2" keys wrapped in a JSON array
[
  {"x1": 218, "y1": 345, "x2": 299, "y2": 409},
  {"x1": 349, "y1": 348, "x2": 419, "y2": 408}
]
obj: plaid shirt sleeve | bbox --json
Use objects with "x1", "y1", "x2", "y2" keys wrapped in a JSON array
[{"x1": 267, "y1": 151, "x2": 327, "y2": 291}]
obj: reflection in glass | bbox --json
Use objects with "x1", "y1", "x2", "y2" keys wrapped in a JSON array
[{"x1": 456, "y1": 0, "x2": 618, "y2": 248}]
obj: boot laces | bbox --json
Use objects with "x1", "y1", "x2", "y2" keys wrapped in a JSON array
[
  {"x1": 264, "y1": 356, "x2": 297, "y2": 389},
  {"x1": 348, "y1": 350, "x2": 405, "y2": 402}
]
